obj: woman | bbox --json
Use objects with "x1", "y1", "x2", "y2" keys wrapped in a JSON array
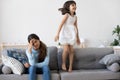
[{"x1": 26, "y1": 33, "x2": 50, "y2": 80}]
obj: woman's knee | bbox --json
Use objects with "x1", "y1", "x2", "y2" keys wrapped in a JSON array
[
  {"x1": 29, "y1": 65, "x2": 36, "y2": 72},
  {"x1": 42, "y1": 65, "x2": 50, "y2": 72}
]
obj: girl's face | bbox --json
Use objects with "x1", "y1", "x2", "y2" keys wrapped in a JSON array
[
  {"x1": 69, "y1": 3, "x2": 76, "y2": 14},
  {"x1": 32, "y1": 39, "x2": 40, "y2": 50}
]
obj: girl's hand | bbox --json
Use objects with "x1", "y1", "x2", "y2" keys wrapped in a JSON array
[
  {"x1": 54, "y1": 35, "x2": 59, "y2": 42},
  {"x1": 77, "y1": 37, "x2": 81, "y2": 45}
]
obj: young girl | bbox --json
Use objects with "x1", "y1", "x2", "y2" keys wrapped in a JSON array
[
  {"x1": 26, "y1": 33, "x2": 50, "y2": 80},
  {"x1": 55, "y1": 0, "x2": 80, "y2": 72}
]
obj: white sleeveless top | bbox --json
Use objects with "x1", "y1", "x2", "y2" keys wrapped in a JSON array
[{"x1": 59, "y1": 13, "x2": 77, "y2": 45}]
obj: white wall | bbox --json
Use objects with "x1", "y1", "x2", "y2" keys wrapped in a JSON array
[{"x1": 0, "y1": 0, "x2": 120, "y2": 47}]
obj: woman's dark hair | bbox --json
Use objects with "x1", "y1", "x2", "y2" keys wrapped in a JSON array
[
  {"x1": 58, "y1": 0, "x2": 76, "y2": 15},
  {"x1": 28, "y1": 33, "x2": 40, "y2": 43},
  {"x1": 28, "y1": 33, "x2": 47, "y2": 62}
]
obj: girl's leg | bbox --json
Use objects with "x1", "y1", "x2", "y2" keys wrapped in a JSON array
[
  {"x1": 68, "y1": 45, "x2": 74, "y2": 72},
  {"x1": 62, "y1": 45, "x2": 69, "y2": 71},
  {"x1": 42, "y1": 65, "x2": 50, "y2": 80},
  {"x1": 29, "y1": 65, "x2": 36, "y2": 80}
]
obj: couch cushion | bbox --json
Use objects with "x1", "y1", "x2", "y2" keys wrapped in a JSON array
[
  {"x1": 0, "y1": 72, "x2": 60, "y2": 80},
  {"x1": 60, "y1": 69, "x2": 120, "y2": 80},
  {"x1": 58, "y1": 48, "x2": 114, "y2": 70},
  {"x1": 48, "y1": 46, "x2": 58, "y2": 70}
]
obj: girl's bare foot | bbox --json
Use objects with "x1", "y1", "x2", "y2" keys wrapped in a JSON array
[
  {"x1": 68, "y1": 67, "x2": 72, "y2": 72},
  {"x1": 62, "y1": 64, "x2": 67, "y2": 71}
]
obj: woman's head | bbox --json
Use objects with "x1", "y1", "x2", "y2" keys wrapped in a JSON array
[
  {"x1": 27, "y1": 33, "x2": 47, "y2": 62},
  {"x1": 59, "y1": 0, "x2": 76, "y2": 15},
  {"x1": 28, "y1": 33, "x2": 40, "y2": 50}
]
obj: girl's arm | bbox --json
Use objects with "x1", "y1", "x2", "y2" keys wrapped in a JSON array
[
  {"x1": 54, "y1": 13, "x2": 68, "y2": 41},
  {"x1": 74, "y1": 16, "x2": 81, "y2": 45},
  {"x1": 35, "y1": 48, "x2": 50, "y2": 68}
]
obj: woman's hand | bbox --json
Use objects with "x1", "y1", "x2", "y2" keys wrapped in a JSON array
[
  {"x1": 24, "y1": 63, "x2": 30, "y2": 68},
  {"x1": 54, "y1": 35, "x2": 59, "y2": 42},
  {"x1": 28, "y1": 39, "x2": 35, "y2": 53}
]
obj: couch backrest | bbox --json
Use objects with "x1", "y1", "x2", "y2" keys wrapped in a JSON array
[
  {"x1": 58, "y1": 48, "x2": 114, "y2": 70},
  {"x1": 48, "y1": 46, "x2": 58, "y2": 70}
]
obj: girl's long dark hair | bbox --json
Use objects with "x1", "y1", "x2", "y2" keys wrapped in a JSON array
[
  {"x1": 28, "y1": 33, "x2": 47, "y2": 62},
  {"x1": 58, "y1": 0, "x2": 76, "y2": 15}
]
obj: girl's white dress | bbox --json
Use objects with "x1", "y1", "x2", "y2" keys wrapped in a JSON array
[{"x1": 59, "y1": 13, "x2": 77, "y2": 45}]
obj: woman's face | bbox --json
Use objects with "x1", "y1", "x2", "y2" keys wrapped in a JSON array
[
  {"x1": 32, "y1": 39, "x2": 40, "y2": 50},
  {"x1": 69, "y1": 3, "x2": 76, "y2": 14}
]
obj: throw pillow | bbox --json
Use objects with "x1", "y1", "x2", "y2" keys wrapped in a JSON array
[
  {"x1": 2, "y1": 65, "x2": 12, "y2": 74},
  {"x1": 99, "y1": 54, "x2": 120, "y2": 65},
  {"x1": 107, "y1": 63, "x2": 120, "y2": 72},
  {"x1": 7, "y1": 49, "x2": 28, "y2": 64},
  {"x1": 2, "y1": 55, "x2": 24, "y2": 75}
]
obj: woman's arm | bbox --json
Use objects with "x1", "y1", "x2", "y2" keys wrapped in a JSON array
[
  {"x1": 26, "y1": 49, "x2": 33, "y2": 60},
  {"x1": 35, "y1": 48, "x2": 50, "y2": 68},
  {"x1": 26, "y1": 49, "x2": 35, "y2": 65},
  {"x1": 54, "y1": 13, "x2": 68, "y2": 41},
  {"x1": 25, "y1": 39, "x2": 36, "y2": 66}
]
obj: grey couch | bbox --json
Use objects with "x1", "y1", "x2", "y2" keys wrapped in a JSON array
[{"x1": 0, "y1": 46, "x2": 120, "y2": 80}]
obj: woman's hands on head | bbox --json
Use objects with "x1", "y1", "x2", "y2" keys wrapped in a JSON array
[{"x1": 28, "y1": 39, "x2": 35, "y2": 53}]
